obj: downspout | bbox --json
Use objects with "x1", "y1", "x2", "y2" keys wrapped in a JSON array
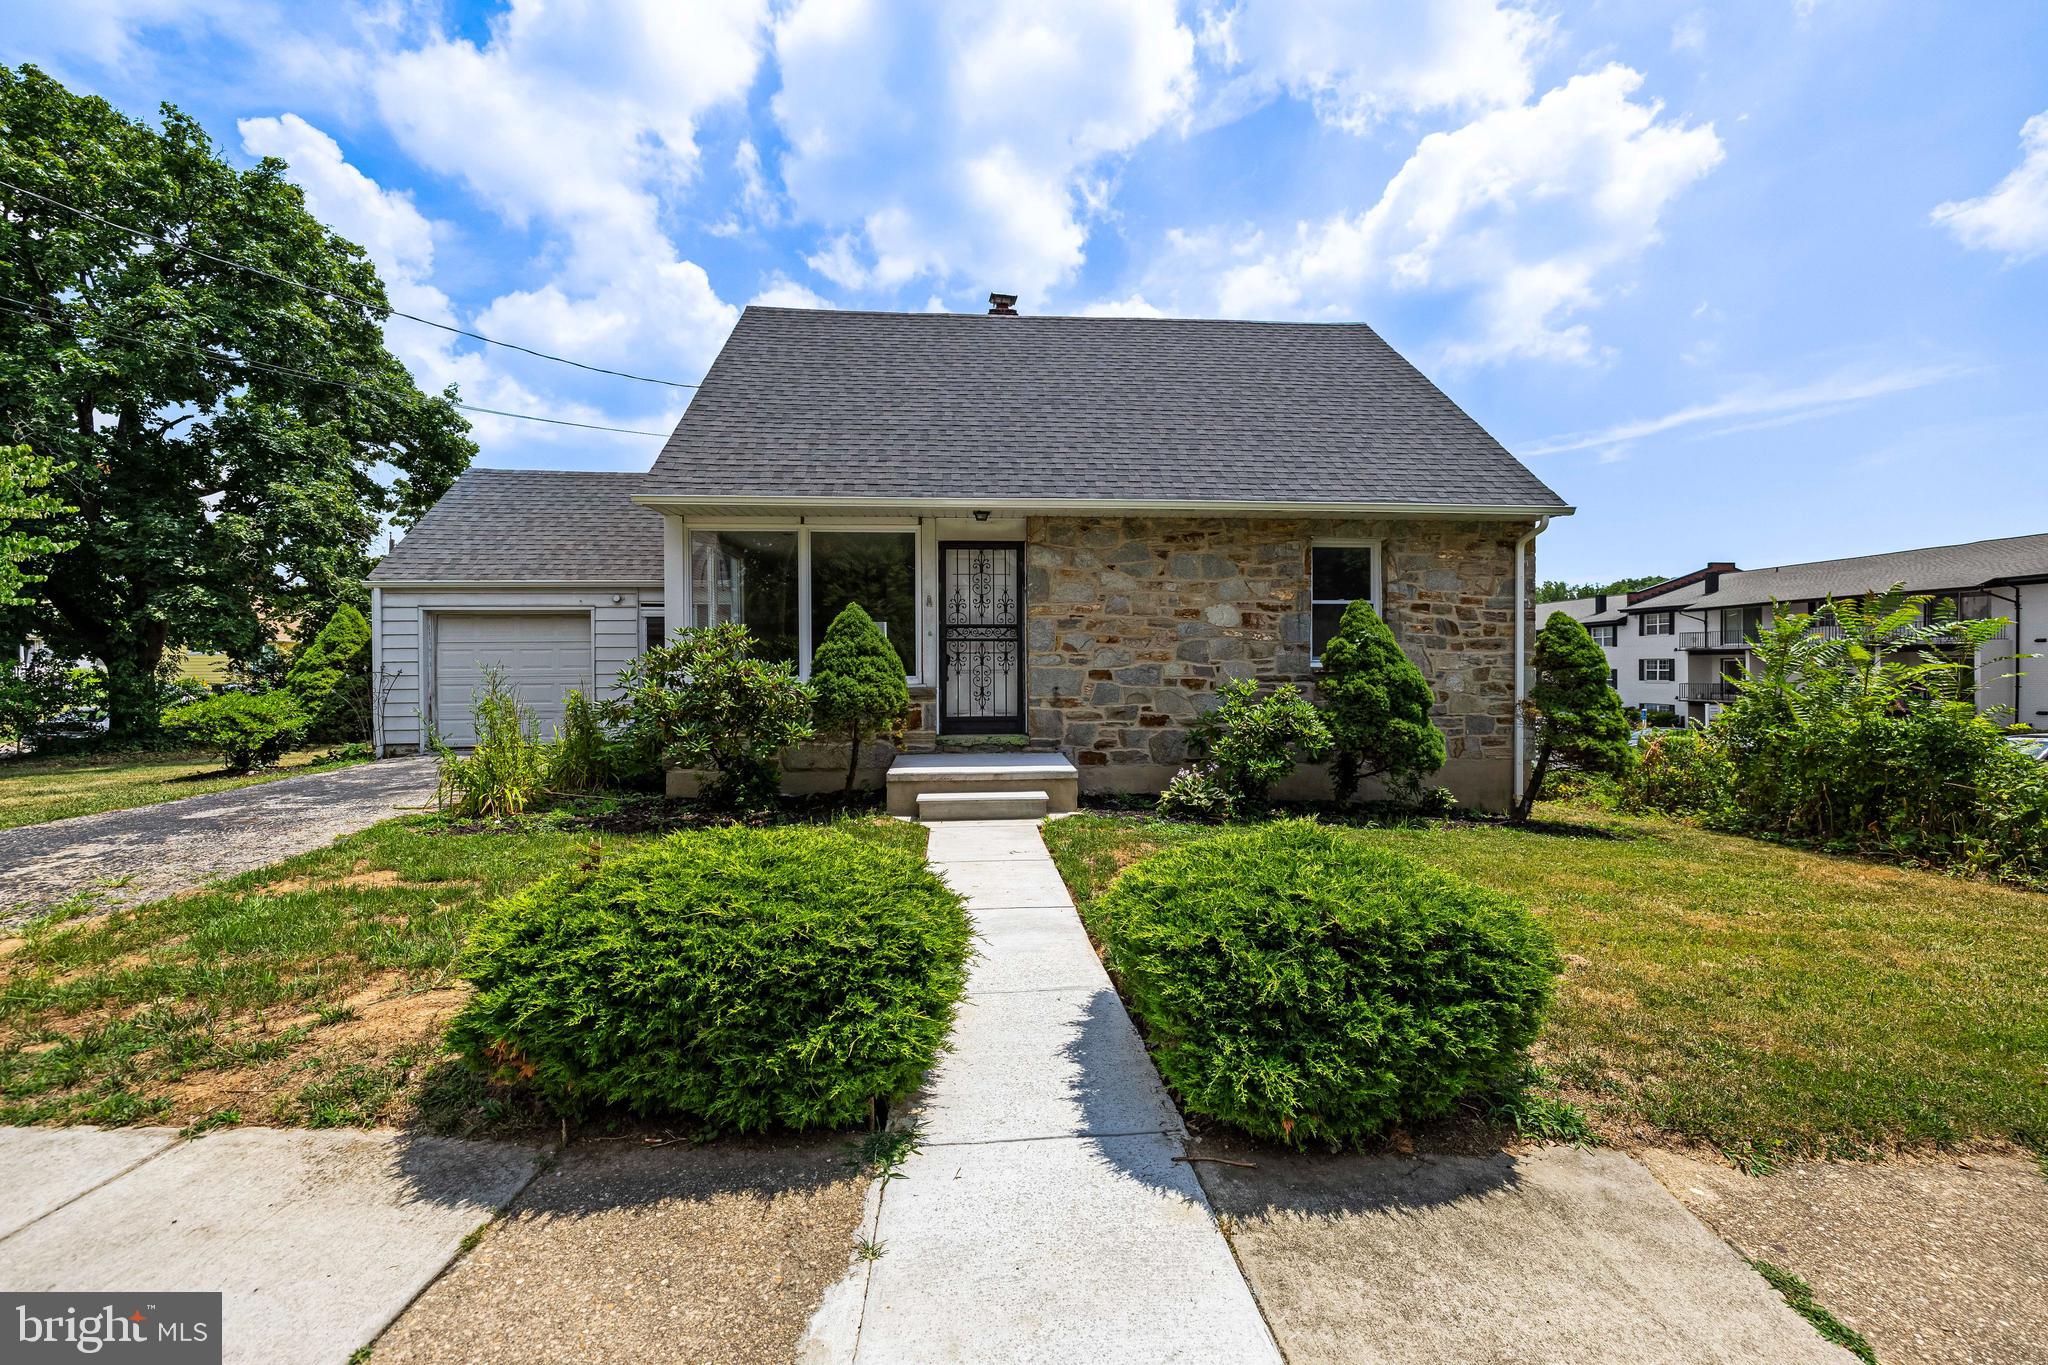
[
  {"x1": 369, "y1": 586, "x2": 384, "y2": 756},
  {"x1": 1513, "y1": 516, "x2": 1551, "y2": 806}
]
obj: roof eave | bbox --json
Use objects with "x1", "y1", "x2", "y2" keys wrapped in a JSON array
[
  {"x1": 365, "y1": 577, "x2": 665, "y2": 590},
  {"x1": 629, "y1": 493, "x2": 1573, "y2": 519}
]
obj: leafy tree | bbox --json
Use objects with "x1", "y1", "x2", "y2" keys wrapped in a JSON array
[
  {"x1": 605, "y1": 623, "x2": 815, "y2": 810},
  {"x1": 1535, "y1": 574, "x2": 1667, "y2": 604},
  {"x1": 0, "y1": 66, "x2": 473, "y2": 741},
  {"x1": 1, "y1": 444, "x2": 72, "y2": 607},
  {"x1": 1513, "y1": 612, "x2": 1631, "y2": 822},
  {"x1": 283, "y1": 603, "x2": 371, "y2": 741},
  {"x1": 810, "y1": 602, "x2": 910, "y2": 792},
  {"x1": 1316, "y1": 599, "x2": 1445, "y2": 803}
]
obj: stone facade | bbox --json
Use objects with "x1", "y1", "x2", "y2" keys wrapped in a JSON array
[{"x1": 1022, "y1": 515, "x2": 1534, "y2": 811}]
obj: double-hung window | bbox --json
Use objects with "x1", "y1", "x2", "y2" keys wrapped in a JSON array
[
  {"x1": 1309, "y1": 541, "x2": 1380, "y2": 662},
  {"x1": 1590, "y1": 623, "x2": 1618, "y2": 647},
  {"x1": 684, "y1": 526, "x2": 921, "y2": 678},
  {"x1": 1638, "y1": 658, "x2": 1675, "y2": 682},
  {"x1": 1639, "y1": 611, "x2": 1675, "y2": 637}
]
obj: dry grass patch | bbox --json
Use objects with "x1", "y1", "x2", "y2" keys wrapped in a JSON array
[{"x1": 0, "y1": 817, "x2": 662, "y2": 1130}]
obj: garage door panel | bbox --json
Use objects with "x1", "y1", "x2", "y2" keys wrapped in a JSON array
[{"x1": 433, "y1": 613, "x2": 591, "y2": 747}]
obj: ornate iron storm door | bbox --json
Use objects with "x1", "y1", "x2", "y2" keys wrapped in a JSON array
[{"x1": 940, "y1": 543, "x2": 1025, "y2": 733}]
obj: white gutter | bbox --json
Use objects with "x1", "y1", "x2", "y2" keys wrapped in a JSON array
[
  {"x1": 1513, "y1": 516, "x2": 1552, "y2": 804},
  {"x1": 631, "y1": 493, "x2": 1576, "y2": 519}
]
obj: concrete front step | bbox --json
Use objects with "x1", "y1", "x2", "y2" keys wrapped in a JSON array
[
  {"x1": 917, "y1": 790, "x2": 1050, "y2": 821},
  {"x1": 886, "y1": 751, "x2": 1078, "y2": 818}
]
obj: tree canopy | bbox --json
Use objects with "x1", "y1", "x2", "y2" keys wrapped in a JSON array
[
  {"x1": 1534, "y1": 574, "x2": 1667, "y2": 604},
  {"x1": 0, "y1": 65, "x2": 473, "y2": 738},
  {"x1": 0, "y1": 443, "x2": 71, "y2": 608}
]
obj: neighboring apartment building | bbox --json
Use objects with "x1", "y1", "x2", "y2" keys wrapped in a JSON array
[{"x1": 1548, "y1": 533, "x2": 2048, "y2": 730}]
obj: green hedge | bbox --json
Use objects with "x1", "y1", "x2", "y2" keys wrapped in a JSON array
[
  {"x1": 1087, "y1": 820, "x2": 1557, "y2": 1145},
  {"x1": 450, "y1": 823, "x2": 969, "y2": 1132}
]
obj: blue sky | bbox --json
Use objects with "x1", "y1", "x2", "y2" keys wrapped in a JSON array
[{"x1": 5, "y1": 0, "x2": 2044, "y2": 582}]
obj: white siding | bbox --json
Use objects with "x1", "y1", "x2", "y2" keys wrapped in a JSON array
[{"x1": 374, "y1": 586, "x2": 653, "y2": 754}]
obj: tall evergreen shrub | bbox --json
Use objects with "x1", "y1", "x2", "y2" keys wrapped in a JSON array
[
  {"x1": 284, "y1": 605, "x2": 372, "y2": 742},
  {"x1": 1513, "y1": 613, "x2": 1631, "y2": 822},
  {"x1": 810, "y1": 603, "x2": 909, "y2": 792},
  {"x1": 1316, "y1": 600, "x2": 1445, "y2": 803}
]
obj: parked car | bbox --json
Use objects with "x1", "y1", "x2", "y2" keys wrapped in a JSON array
[{"x1": 2002, "y1": 733, "x2": 2048, "y2": 763}]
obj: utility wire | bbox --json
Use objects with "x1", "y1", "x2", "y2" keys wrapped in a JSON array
[
  {"x1": 0, "y1": 174, "x2": 701, "y2": 390},
  {"x1": 0, "y1": 294, "x2": 671, "y2": 437}
]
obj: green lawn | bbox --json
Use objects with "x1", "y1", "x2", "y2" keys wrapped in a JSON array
[
  {"x1": 0, "y1": 814, "x2": 926, "y2": 1132},
  {"x1": 0, "y1": 749, "x2": 366, "y2": 831},
  {"x1": 1044, "y1": 806, "x2": 2048, "y2": 1166}
]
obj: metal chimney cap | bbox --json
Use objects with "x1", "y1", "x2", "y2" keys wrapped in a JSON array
[{"x1": 987, "y1": 292, "x2": 1019, "y2": 315}]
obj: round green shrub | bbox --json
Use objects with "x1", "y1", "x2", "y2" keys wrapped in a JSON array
[
  {"x1": 160, "y1": 689, "x2": 306, "y2": 771},
  {"x1": 449, "y1": 825, "x2": 970, "y2": 1132},
  {"x1": 1087, "y1": 820, "x2": 1558, "y2": 1146}
]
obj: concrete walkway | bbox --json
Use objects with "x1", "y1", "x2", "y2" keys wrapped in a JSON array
[
  {"x1": 805, "y1": 818, "x2": 1282, "y2": 1364},
  {"x1": 0, "y1": 1124, "x2": 540, "y2": 1365},
  {"x1": 0, "y1": 756, "x2": 439, "y2": 924}
]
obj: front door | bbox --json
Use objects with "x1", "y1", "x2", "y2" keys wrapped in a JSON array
[{"x1": 940, "y1": 542, "x2": 1024, "y2": 733}]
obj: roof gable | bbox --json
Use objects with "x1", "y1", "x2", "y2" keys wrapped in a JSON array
[{"x1": 641, "y1": 307, "x2": 1568, "y2": 512}]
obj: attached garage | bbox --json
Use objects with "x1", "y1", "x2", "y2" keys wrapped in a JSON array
[
  {"x1": 366, "y1": 469, "x2": 667, "y2": 755},
  {"x1": 429, "y1": 612, "x2": 592, "y2": 746}
]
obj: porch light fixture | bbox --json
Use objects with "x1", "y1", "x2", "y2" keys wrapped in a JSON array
[{"x1": 973, "y1": 509, "x2": 991, "y2": 522}]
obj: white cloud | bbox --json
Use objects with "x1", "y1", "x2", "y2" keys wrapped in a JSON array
[
  {"x1": 1932, "y1": 112, "x2": 2048, "y2": 262},
  {"x1": 1522, "y1": 362, "x2": 1975, "y2": 457},
  {"x1": 1152, "y1": 65, "x2": 1722, "y2": 364},
  {"x1": 237, "y1": 113, "x2": 683, "y2": 455},
  {"x1": 1196, "y1": 0, "x2": 1549, "y2": 133},
  {"x1": 347, "y1": 0, "x2": 758, "y2": 429},
  {"x1": 750, "y1": 274, "x2": 834, "y2": 309},
  {"x1": 1075, "y1": 293, "x2": 1168, "y2": 317},
  {"x1": 771, "y1": 0, "x2": 1196, "y2": 302}
]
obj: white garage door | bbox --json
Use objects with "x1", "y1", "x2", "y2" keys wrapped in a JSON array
[{"x1": 433, "y1": 613, "x2": 592, "y2": 747}]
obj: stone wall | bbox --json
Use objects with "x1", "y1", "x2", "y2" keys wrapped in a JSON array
[{"x1": 1022, "y1": 516, "x2": 1534, "y2": 811}]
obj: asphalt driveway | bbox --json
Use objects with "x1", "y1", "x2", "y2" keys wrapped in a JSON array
[{"x1": 0, "y1": 756, "x2": 440, "y2": 924}]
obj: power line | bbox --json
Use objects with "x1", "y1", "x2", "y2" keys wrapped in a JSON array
[
  {"x1": 0, "y1": 174, "x2": 701, "y2": 390},
  {"x1": 0, "y1": 294, "x2": 671, "y2": 437}
]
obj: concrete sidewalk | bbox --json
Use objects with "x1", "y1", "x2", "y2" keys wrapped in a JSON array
[
  {"x1": 803, "y1": 819, "x2": 1282, "y2": 1364},
  {"x1": 0, "y1": 1125, "x2": 540, "y2": 1365}
]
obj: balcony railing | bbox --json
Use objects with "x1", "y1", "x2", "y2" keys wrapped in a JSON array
[
  {"x1": 1677, "y1": 631, "x2": 1755, "y2": 651},
  {"x1": 1679, "y1": 680, "x2": 1742, "y2": 703}
]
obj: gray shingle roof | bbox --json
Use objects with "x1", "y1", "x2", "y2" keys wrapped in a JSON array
[
  {"x1": 1619, "y1": 532, "x2": 2048, "y2": 612},
  {"x1": 367, "y1": 469, "x2": 663, "y2": 584},
  {"x1": 641, "y1": 307, "x2": 1569, "y2": 511}
]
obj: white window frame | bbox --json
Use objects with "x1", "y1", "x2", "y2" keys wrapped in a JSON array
[
  {"x1": 682, "y1": 520, "x2": 926, "y2": 686},
  {"x1": 1590, "y1": 623, "x2": 1618, "y2": 647},
  {"x1": 1309, "y1": 537, "x2": 1384, "y2": 667},
  {"x1": 1638, "y1": 657, "x2": 1675, "y2": 682},
  {"x1": 1639, "y1": 611, "x2": 1675, "y2": 636}
]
